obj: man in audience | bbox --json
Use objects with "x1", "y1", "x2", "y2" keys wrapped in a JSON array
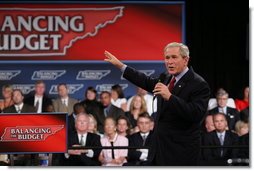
[
  {"x1": 127, "y1": 87, "x2": 157, "y2": 115},
  {"x1": 3, "y1": 89, "x2": 37, "y2": 166},
  {"x1": 95, "y1": 91, "x2": 125, "y2": 133},
  {"x1": 65, "y1": 113, "x2": 102, "y2": 166},
  {"x1": 4, "y1": 89, "x2": 36, "y2": 113},
  {"x1": 202, "y1": 113, "x2": 239, "y2": 165},
  {"x1": 53, "y1": 83, "x2": 78, "y2": 115},
  {"x1": 126, "y1": 112, "x2": 153, "y2": 166},
  {"x1": 208, "y1": 88, "x2": 240, "y2": 131},
  {"x1": 24, "y1": 80, "x2": 52, "y2": 113}
]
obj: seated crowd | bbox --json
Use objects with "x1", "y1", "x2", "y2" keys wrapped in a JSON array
[{"x1": 0, "y1": 81, "x2": 249, "y2": 166}]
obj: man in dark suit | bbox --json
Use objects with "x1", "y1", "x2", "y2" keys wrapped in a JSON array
[
  {"x1": 24, "y1": 80, "x2": 52, "y2": 113},
  {"x1": 208, "y1": 88, "x2": 240, "y2": 131},
  {"x1": 104, "y1": 42, "x2": 210, "y2": 165},
  {"x1": 126, "y1": 112, "x2": 153, "y2": 166},
  {"x1": 202, "y1": 113, "x2": 239, "y2": 165},
  {"x1": 64, "y1": 113, "x2": 102, "y2": 166},
  {"x1": 95, "y1": 91, "x2": 124, "y2": 133},
  {"x1": 3, "y1": 89, "x2": 36, "y2": 113},
  {"x1": 3, "y1": 89, "x2": 37, "y2": 166}
]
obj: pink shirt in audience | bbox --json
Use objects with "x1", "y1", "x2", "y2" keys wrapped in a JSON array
[{"x1": 100, "y1": 133, "x2": 128, "y2": 166}]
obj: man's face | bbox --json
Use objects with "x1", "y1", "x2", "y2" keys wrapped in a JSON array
[
  {"x1": 58, "y1": 85, "x2": 68, "y2": 98},
  {"x1": 164, "y1": 47, "x2": 189, "y2": 76},
  {"x1": 213, "y1": 114, "x2": 227, "y2": 132},
  {"x1": 217, "y1": 95, "x2": 228, "y2": 108},
  {"x1": 75, "y1": 115, "x2": 89, "y2": 133},
  {"x1": 137, "y1": 117, "x2": 151, "y2": 133},
  {"x1": 100, "y1": 93, "x2": 111, "y2": 107},
  {"x1": 35, "y1": 83, "x2": 45, "y2": 96},
  {"x1": 12, "y1": 91, "x2": 24, "y2": 105}
]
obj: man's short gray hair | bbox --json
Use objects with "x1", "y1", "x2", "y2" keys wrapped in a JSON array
[
  {"x1": 216, "y1": 88, "x2": 229, "y2": 98},
  {"x1": 164, "y1": 42, "x2": 190, "y2": 57}
]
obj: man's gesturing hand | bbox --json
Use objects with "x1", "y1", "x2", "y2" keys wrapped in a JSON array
[
  {"x1": 153, "y1": 83, "x2": 172, "y2": 100},
  {"x1": 104, "y1": 51, "x2": 124, "y2": 69}
]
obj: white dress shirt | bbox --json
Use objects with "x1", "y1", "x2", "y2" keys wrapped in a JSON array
[
  {"x1": 34, "y1": 96, "x2": 43, "y2": 113},
  {"x1": 61, "y1": 97, "x2": 69, "y2": 106},
  {"x1": 139, "y1": 132, "x2": 150, "y2": 161},
  {"x1": 65, "y1": 132, "x2": 94, "y2": 158},
  {"x1": 15, "y1": 103, "x2": 24, "y2": 113}
]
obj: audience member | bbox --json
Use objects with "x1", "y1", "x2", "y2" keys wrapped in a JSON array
[
  {"x1": 95, "y1": 91, "x2": 124, "y2": 134},
  {"x1": 240, "y1": 106, "x2": 249, "y2": 123},
  {"x1": 202, "y1": 113, "x2": 239, "y2": 165},
  {"x1": 80, "y1": 87, "x2": 101, "y2": 119},
  {"x1": 208, "y1": 88, "x2": 240, "y2": 131},
  {"x1": 3, "y1": 89, "x2": 36, "y2": 113},
  {"x1": 24, "y1": 80, "x2": 52, "y2": 113},
  {"x1": 116, "y1": 115, "x2": 132, "y2": 137},
  {"x1": 235, "y1": 86, "x2": 249, "y2": 112},
  {"x1": 99, "y1": 117, "x2": 128, "y2": 166},
  {"x1": 88, "y1": 114, "x2": 101, "y2": 136},
  {"x1": 126, "y1": 113, "x2": 153, "y2": 166},
  {"x1": 64, "y1": 113, "x2": 102, "y2": 166},
  {"x1": 111, "y1": 84, "x2": 127, "y2": 112},
  {"x1": 3, "y1": 89, "x2": 37, "y2": 166},
  {"x1": 52, "y1": 83, "x2": 78, "y2": 115},
  {"x1": 127, "y1": 87, "x2": 157, "y2": 115},
  {"x1": 125, "y1": 95, "x2": 147, "y2": 132},
  {"x1": 0, "y1": 84, "x2": 14, "y2": 113},
  {"x1": 235, "y1": 121, "x2": 249, "y2": 136}
]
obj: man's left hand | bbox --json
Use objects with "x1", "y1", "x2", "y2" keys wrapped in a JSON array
[{"x1": 153, "y1": 83, "x2": 172, "y2": 100}]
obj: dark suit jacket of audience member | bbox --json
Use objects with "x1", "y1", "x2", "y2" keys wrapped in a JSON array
[
  {"x1": 95, "y1": 104, "x2": 125, "y2": 133},
  {"x1": 126, "y1": 131, "x2": 153, "y2": 166},
  {"x1": 238, "y1": 133, "x2": 249, "y2": 159},
  {"x1": 68, "y1": 114, "x2": 76, "y2": 135},
  {"x1": 202, "y1": 130, "x2": 239, "y2": 162},
  {"x1": 65, "y1": 131, "x2": 102, "y2": 166},
  {"x1": 125, "y1": 111, "x2": 137, "y2": 128},
  {"x1": 3, "y1": 104, "x2": 36, "y2": 113},
  {"x1": 208, "y1": 107, "x2": 240, "y2": 131},
  {"x1": 80, "y1": 99, "x2": 101, "y2": 117},
  {"x1": 24, "y1": 94, "x2": 52, "y2": 112}
]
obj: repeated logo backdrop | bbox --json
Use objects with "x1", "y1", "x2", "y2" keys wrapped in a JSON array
[{"x1": 0, "y1": 62, "x2": 164, "y2": 100}]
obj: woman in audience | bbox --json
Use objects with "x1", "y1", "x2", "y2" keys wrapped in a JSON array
[
  {"x1": 80, "y1": 86, "x2": 101, "y2": 117},
  {"x1": 88, "y1": 114, "x2": 103, "y2": 137},
  {"x1": 116, "y1": 115, "x2": 132, "y2": 137},
  {"x1": 111, "y1": 84, "x2": 127, "y2": 112},
  {"x1": 235, "y1": 86, "x2": 249, "y2": 112},
  {"x1": 99, "y1": 117, "x2": 128, "y2": 166},
  {"x1": 0, "y1": 84, "x2": 14, "y2": 113},
  {"x1": 125, "y1": 95, "x2": 147, "y2": 132},
  {"x1": 235, "y1": 120, "x2": 249, "y2": 136}
]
